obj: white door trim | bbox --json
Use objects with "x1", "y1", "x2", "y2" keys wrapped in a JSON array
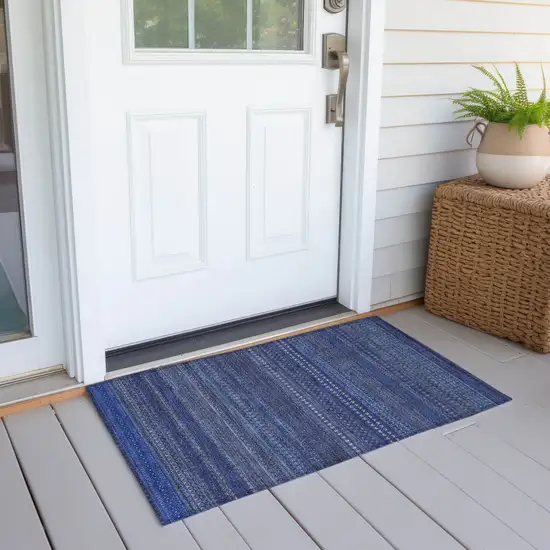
[
  {"x1": 338, "y1": 0, "x2": 385, "y2": 314},
  {"x1": 44, "y1": 0, "x2": 385, "y2": 384},
  {"x1": 42, "y1": 0, "x2": 106, "y2": 384}
]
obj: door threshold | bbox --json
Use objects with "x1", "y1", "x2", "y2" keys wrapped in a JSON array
[
  {"x1": 105, "y1": 298, "x2": 425, "y2": 381},
  {"x1": 0, "y1": 367, "x2": 79, "y2": 408},
  {"x1": 0, "y1": 364, "x2": 65, "y2": 388},
  {"x1": 106, "y1": 306, "x2": 355, "y2": 380},
  {"x1": 0, "y1": 385, "x2": 85, "y2": 418},
  {"x1": 0, "y1": 298, "x2": 424, "y2": 414},
  {"x1": 106, "y1": 299, "x2": 351, "y2": 374}
]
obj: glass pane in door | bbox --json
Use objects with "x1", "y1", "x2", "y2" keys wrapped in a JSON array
[
  {"x1": 253, "y1": 0, "x2": 302, "y2": 50},
  {"x1": 133, "y1": 0, "x2": 304, "y2": 50},
  {"x1": 134, "y1": 0, "x2": 189, "y2": 48},
  {"x1": 0, "y1": 1, "x2": 30, "y2": 343},
  {"x1": 195, "y1": 0, "x2": 246, "y2": 49}
]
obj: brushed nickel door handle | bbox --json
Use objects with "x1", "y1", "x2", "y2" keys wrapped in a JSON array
[
  {"x1": 332, "y1": 51, "x2": 350, "y2": 127},
  {"x1": 322, "y1": 33, "x2": 349, "y2": 127}
]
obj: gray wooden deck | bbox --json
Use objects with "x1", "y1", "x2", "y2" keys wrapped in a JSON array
[{"x1": 2, "y1": 306, "x2": 550, "y2": 550}]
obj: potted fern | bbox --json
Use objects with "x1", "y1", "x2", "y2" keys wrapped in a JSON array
[{"x1": 453, "y1": 64, "x2": 550, "y2": 189}]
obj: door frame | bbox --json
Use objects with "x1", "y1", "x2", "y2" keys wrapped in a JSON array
[
  {"x1": 43, "y1": 0, "x2": 386, "y2": 384},
  {"x1": 0, "y1": 0, "x2": 67, "y2": 379}
]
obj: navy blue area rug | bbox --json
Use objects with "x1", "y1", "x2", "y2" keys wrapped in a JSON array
[{"x1": 89, "y1": 317, "x2": 510, "y2": 525}]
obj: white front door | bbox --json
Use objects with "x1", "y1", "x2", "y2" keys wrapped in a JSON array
[
  {"x1": 0, "y1": 0, "x2": 65, "y2": 379},
  {"x1": 84, "y1": 0, "x2": 347, "y2": 349}
]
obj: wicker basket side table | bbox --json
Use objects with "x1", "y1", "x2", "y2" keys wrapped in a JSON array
[{"x1": 425, "y1": 174, "x2": 550, "y2": 352}]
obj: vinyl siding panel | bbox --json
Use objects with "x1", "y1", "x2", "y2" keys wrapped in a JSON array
[
  {"x1": 373, "y1": 240, "x2": 429, "y2": 279},
  {"x1": 374, "y1": 212, "x2": 432, "y2": 249},
  {"x1": 379, "y1": 123, "x2": 479, "y2": 159},
  {"x1": 384, "y1": 32, "x2": 550, "y2": 64},
  {"x1": 378, "y1": 151, "x2": 477, "y2": 190},
  {"x1": 381, "y1": 96, "x2": 460, "y2": 127},
  {"x1": 382, "y1": 64, "x2": 549, "y2": 97},
  {"x1": 376, "y1": 183, "x2": 438, "y2": 220},
  {"x1": 372, "y1": 0, "x2": 550, "y2": 306},
  {"x1": 386, "y1": 0, "x2": 550, "y2": 33}
]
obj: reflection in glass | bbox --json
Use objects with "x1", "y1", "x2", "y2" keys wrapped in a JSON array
[
  {"x1": 196, "y1": 0, "x2": 246, "y2": 49},
  {"x1": 0, "y1": 1, "x2": 30, "y2": 343},
  {"x1": 133, "y1": 0, "x2": 304, "y2": 51},
  {"x1": 134, "y1": 0, "x2": 189, "y2": 48},
  {"x1": 253, "y1": 0, "x2": 302, "y2": 51}
]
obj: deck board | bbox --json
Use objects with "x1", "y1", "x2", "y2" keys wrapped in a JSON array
[
  {"x1": 383, "y1": 309, "x2": 543, "y2": 404},
  {"x1": 365, "y1": 442, "x2": 533, "y2": 550},
  {"x1": 4, "y1": 406, "x2": 125, "y2": 550},
  {"x1": 54, "y1": 396, "x2": 200, "y2": 550},
  {"x1": 404, "y1": 429, "x2": 550, "y2": 549},
  {"x1": 271, "y1": 473, "x2": 392, "y2": 550},
  {"x1": 0, "y1": 419, "x2": 51, "y2": 550},
  {"x1": 185, "y1": 508, "x2": 250, "y2": 550},
  {"x1": 476, "y1": 402, "x2": 550, "y2": 470},
  {"x1": 448, "y1": 423, "x2": 550, "y2": 513},
  {"x1": 407, "y1": 306, "x2": 527, "y2": 362},
  {"x1": 320, "y1": 456, "x2": 465, "y2": 549},
  {"x1": 221, "y1": 491, "x2": 320, "y2": 550}
]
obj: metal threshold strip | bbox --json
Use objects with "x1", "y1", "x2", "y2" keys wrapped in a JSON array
[{"x1": 105, "y1": 299, "x2": 352, "y2": 375}]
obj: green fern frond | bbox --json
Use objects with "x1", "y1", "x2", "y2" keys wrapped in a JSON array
[
  {"x1": 509, "y1": 109, "x2": 530, "y2": 137},
  {"x1": 452, "y1": 63, "x2": 550, "y2": 138},
  {"x1": 538, "y1": 64, "x2": 547, "y2": 105},
  {"x1": 454, "y1": 112, "x2": 477, "y2": 120},
  {"x1": 492, "y1": 64, "x2": 514, "y2": 102},
  {"x1": 513, "y1": 62, "x2": 529, "y2": 107},
  {"x1": 473, "y1": 65, "x2": 506, "y2": 97}
]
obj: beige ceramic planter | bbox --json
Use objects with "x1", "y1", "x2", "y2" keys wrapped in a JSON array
[{"x1": 474, "y1": 122, "x2": 550, "y2": 189}]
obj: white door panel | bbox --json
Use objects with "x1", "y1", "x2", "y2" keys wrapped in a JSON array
[{"x1": 83, "y1": 0, "x2": 346, "y2": 348}]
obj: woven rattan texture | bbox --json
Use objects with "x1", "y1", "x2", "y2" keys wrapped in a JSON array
[{"x1": 425, "y1": 175, "x2": 550, "y2": 352}]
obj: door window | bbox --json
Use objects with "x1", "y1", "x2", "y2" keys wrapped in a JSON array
[
  {"x1": 0, "y1": 0, "x2": 30, "y2": 343},
  {"x1": 133, "y1": 0, "x2": 304, "y2": 51}
]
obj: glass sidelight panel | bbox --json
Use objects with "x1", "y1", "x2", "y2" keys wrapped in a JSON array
[
  {"x1": 0, "y1": 0, "x2": 30, "y2": 343},
  {"x1": 133, "y1": 0, "x2": 304, "y2": 50}
]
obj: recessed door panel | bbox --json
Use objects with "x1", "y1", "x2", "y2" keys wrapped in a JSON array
[
  {"x1": 129, "y1": 113, "x2": 207, "y2": 280},
  {"x1": 247, "y1": 108, "x2": 311, "y2": 260}
]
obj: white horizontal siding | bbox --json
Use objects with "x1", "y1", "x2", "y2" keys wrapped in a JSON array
[
  {"x1": 374, "y1": 212, "x2": 432, "y2": 249},
  {"x1": 376, "y1": 183, "x2": 438, "y2": 220},
  {"x1": 386, "y1": 0, "x2": 550, "y2": 34},
  {"x1": 385, "y1": 32, "x2": 550, "y2": 64},
  {"x1": 373, "y1": 240, "x2": 429, "y2": 279},
  {"x1": 379, "y1": 123, "x2": 478, "y2": 159},
  {"x1": 383, "y1": 63, "x2": 549, "y2": 97},
  {"x1": 480, "y1": 0, "x2": 550, "y2": 4},
  {"x1": 390, "y1": 266, "x2": 426, "y2": 299},
  {"x1": 372, "y1": 293, "x2": 425, "y2": 311},
  {"x1": 378, "y1": 151, "x2": 477, "y2": 190},
  {"x1": 381, "y1": 91, "x2": 542, "y2": 127},
  {"x1": 372, "y1": 0, "x2": 544, "y2": 306},
  {"x1": 371, "y1": 276, "x2": 391, "y2": 305},
  {"x1": 381, "y1": 96, "x2": 460, "y2": 127},
  {"x1": 371, "y1": 267, "x2": 427, "y2": 306}
]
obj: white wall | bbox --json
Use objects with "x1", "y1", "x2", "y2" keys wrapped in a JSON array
[{"x1": 371, "y1": 0, "x2": 550, "y2": 308}]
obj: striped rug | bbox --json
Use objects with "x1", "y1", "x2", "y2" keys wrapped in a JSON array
[{"x1": 89, "y1": 317, "x2": 510, "y2": 525}]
